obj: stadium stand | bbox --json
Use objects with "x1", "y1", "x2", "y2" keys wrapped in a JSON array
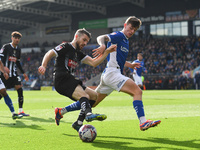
[{"x1": 0, "y1": 0, "x2": 200, "y2": 90}]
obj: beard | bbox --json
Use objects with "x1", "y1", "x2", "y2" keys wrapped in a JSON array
[{"x1": 76, "y1": 42, "x2": 82, "y2": 50}]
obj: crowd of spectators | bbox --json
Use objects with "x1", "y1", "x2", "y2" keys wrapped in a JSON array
[{"x1": 17, "y1": 36, "x2": 200, "y2": 90}]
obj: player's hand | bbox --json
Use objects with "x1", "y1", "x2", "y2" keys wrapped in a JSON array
[
  {"x1": 38, "y1": 66, "x2": 46, "y2": 75},
  {"x1": 4, "y1": 67, "x2": 10, "y2": 74},
  {"x1": 23, "y1": 73, "x2": 29, "y2": 81},
  {"x1": 92, "y1": 45, "x2": 106, "y2": 57},
  {"x1": 3, "y1": 72, "x2": 9, "y2": 80},
  {"x1": 131, "y1": 62, "x2": 141, "y2": 69},
  {"x1": 105, "y1": 45, "x2": 117, "y2": 54}
]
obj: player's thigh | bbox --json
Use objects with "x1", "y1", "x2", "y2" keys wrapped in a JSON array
[
  {"x1": 85, "y1": 87, "x2": 97, "y2": 101},
  {"x1": 120, "y1": 79, "x2": 142, "y2": 96},
  {"x1": 93, "y1": 92, "x2": 107, "y2": 107},
  {"x1": 72, "y1": 85, "x2": 89, "y2": 100}
]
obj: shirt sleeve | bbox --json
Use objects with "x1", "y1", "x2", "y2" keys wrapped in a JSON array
[
  {"x1": 108, "y1": 32, "x2": 120, "y2": 44},
  {"x1": 53, "y1": 43, "x2": 66, "y2": 57},
  {"x1": 0, "y1": 45, "x2": 6, "y2": 58}
]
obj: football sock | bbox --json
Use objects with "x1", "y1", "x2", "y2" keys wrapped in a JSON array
[
  {"x1": 77, "y1": 110, "x2": 85, "y2": 125},
  {"x1": 133, "y1": 100, "x2": 146, "y2": 124},
  {"x1": 139, "y1": 116, "x2": 147, "y2": 124},
  {"x1": 79, "y1": 97, "x2": 92, "y2": 115},
  {"x1": 17, "y1": 88, "x2": 23, "y2": 108},
  {"x1": 62, "y1": 100, "x2": 96, "y2": 115},
  {"x1": 4, "y1": 95, "x2": 15, "y2": 113},
  {"x1": 19, "y1": 108, "x2": 23, "y2": 113},
  {"x1": 89, "y1": 100, "x2": 96, "y2": 107},
  {"x1": 62, "y1": 101, "x2": 81, "y2": 115}
]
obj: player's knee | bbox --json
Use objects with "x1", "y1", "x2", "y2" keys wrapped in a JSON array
[
  {"x1": 135, "y1": 88, "x2": 142, "y2": 96},
  {"x1": 0, "y1": 89, "x2": 8, "y2": 97},
  {"x1": 90, "y1": 92, "x2": 97, "y2": 101},
  {"x1": 83, "y1": 94, "x2": 90, "y2": 100}
]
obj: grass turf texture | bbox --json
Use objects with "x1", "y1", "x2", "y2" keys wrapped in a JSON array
[{"x1": 0, "y1": 90, "x2": 199, "y2": 150}]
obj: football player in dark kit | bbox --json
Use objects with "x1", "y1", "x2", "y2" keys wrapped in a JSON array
[
  {"x1": 38, "y1": 28, "x2": 116, "y2": 131},
  {"x1": 0, "y1": 31, "x2": 29, "y2": 116}
]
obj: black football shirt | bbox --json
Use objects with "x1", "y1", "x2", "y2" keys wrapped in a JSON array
[{"x1": 53, "y1": 42, "x2": 87, "y2": 75}]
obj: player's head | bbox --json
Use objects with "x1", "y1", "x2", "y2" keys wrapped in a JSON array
[
  {"x1": 73, "y1": 28, "x2": 91, "y2": 50},
  {"x1": 137, "y1": 53, "x2": 143, "y2": 61},
  {"x1": 122, "y1": 16, "x2": 142, "y2": 38},
  {"x1": 11, "y1": 31, "x2": 22, "y2": 45}
]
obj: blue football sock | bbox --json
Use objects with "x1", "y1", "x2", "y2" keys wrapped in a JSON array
[
  {"x1": 65, "y1": 101, "x2": 81, "y2": 112},
  {"x1": 133, "y1": 100, "x2": 145, "y2": 118},
  {"x1": 4, "y1": 95, "x2": 15, "y2": 113}
]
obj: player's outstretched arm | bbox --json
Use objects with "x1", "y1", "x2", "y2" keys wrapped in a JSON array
[
  {"x1": 125, "y1": 61, "x2": 141, "y2": 69},
  {"x1": 92, "y1": 35, "x2": 110, "y2": 57},
  {"x1": 83, "y1": 45, "x2": 116, "y2": 67},
  {"x1": 38, "y1": 50, "x2": 56, "y2": 75}
]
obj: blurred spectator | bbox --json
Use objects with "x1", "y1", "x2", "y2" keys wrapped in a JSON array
[
  {"x1": 13, "y1": 36, "x2": 200, "y2": 90},
  {"x1": 194, "y1": 71, "x2": 200, "y2": 89}
]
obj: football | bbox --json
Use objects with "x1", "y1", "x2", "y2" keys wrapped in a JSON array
[{"x1": 78, "y1": 124, "x2": 97, "y2": 142}]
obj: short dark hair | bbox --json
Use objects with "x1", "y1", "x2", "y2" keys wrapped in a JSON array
[
  {"x1": 75, "y1": 28, "x2": 91, "y2": 39},
  {"x1": 11, "y1": 31, "x2": 22, "y2": 38},
  {"x1": 125, "y1": 16, "x2": 142, "y2": 29}
]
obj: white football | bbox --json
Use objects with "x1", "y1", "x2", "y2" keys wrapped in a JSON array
[{"x1": 78, "y1": 124, "x2": 97, "y2": 142}]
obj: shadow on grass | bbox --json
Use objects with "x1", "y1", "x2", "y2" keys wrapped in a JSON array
[
  {"x1": 92, "y1": 135, "x2": 200, "y2": 150},
  {"x1": 0, "y1": 120, "x2": 44, "y2": 130},
  {"x1": 0, "y1": 115, "x2": 56, "y2": 130},
  {"x1": 22, "y1": 116, "x2": 54, "y2": 123}
]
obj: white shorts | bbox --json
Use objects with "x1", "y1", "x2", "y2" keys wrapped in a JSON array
[
  {"x1": 95, "y1": 67, "x2": 129, "y2": 95},
  {"x1": 0, "y1": 78, "x2": 5, "y2": 90},
  {"x1": 133, "y1": 73, "x2": 142, "y2": 86}
]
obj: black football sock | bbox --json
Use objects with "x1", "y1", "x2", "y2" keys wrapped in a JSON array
[
  {"x1": 75, "y1": 100, "x2": 95, "y2": 125},
  {"x1": 79, "y1": 97, "x2": 92, "y2": 115},
  {"x1": 17, "y1": 88, "x2": 23, "y2": 108},
  {"x1": 89, "y1": 100, "x2": 96, "y2": 107},
  {"x1": 76, "y1": 110, "x2": 85, "y2": 125}
]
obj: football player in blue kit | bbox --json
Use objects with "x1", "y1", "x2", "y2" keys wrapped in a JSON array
[
  {"x1": 63, "y1": 16, "x2": 161, "y2": 131},
  {"x1": 93, "y1": 16, "x2": 161, "y2": 131},
  {"x1": 130, "y1": 53, "x2": 147, "y2": 88}
]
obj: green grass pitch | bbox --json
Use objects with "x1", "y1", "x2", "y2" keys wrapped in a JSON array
[{"x1": 0, "y1": 90, "x2": 199, "y2": 150}]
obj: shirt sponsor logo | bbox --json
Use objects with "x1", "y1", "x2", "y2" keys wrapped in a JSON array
[
  {"x1": 120, "y1": 46, "x2": 129, "y2": 53},
  {"x1": 8, "y1": 56, "x2": 17, "y2": 62},
  {"x1": 68, "y1": 59, "x2": 78, "y2": 69}
]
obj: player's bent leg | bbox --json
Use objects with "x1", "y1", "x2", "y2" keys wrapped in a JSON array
[
  {"x1": 92, "y1": 93, "x2": 107, "y2": 107},
  {"x1": 120, "y1": 79, "x2": 142, "y2": 99},
  {"x1": 85, "y1": 87, "x2": 97, "y2": 101}
]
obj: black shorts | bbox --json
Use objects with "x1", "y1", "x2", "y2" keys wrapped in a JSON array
[
  {"x1": 1, "y1": 75, "x2": 21, "y2": 89},
  {"x1": 54, "y1": 72, "x2": 86, "y2": 101}
]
